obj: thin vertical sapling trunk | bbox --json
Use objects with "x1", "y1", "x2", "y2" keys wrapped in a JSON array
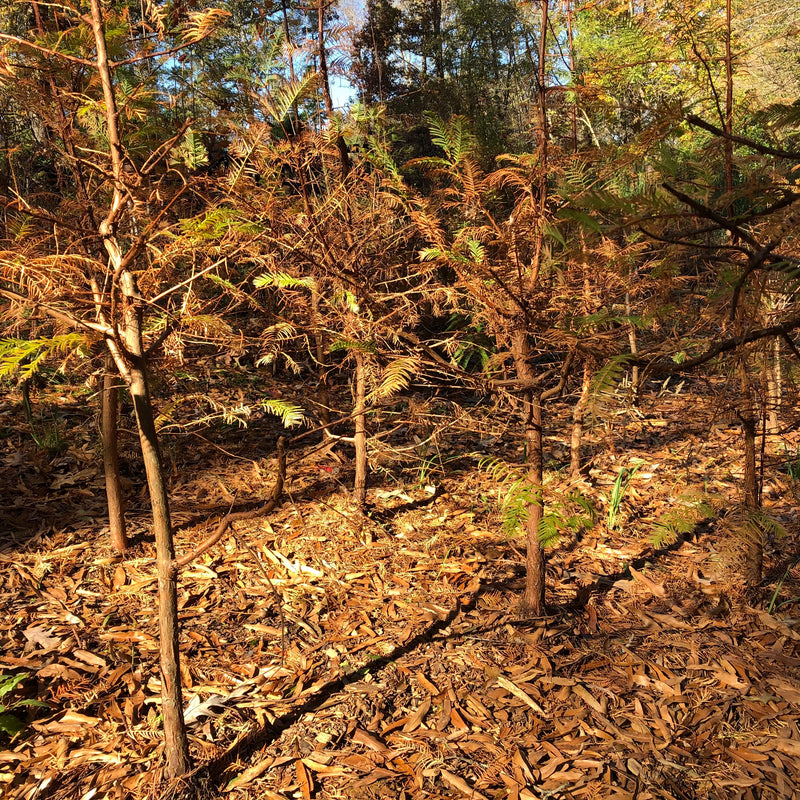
[
  {"x1": 511, "y1": 326, "x2": 546, "y2": 614},
  {"x1": 570, "y1": 359, "x2": 592, "y2": 477},
  {"x1": 353, "y1": 349, "x2": 368, "y2": 507},
  {"x1": 87, "y1": 0, "x2": 190, "y2": 776},
  {"x1": 316, "y1": 0, "x2": 351, "y2": 177},
  {"x1": 737, "y1": 360, "x2": 762, "y2": 586},
  {"x1": 102, "y1": 352, "x2": 127, "y2": 552}
]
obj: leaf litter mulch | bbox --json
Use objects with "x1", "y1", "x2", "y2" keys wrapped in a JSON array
[{"x1": 2, "y1": 387, "x2": 800, "y2": 800}]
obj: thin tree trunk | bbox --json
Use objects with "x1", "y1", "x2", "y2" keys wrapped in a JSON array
[
  {"x1": 88, "y1": 0, "x2": 190, "y2": 777},
  {"x1": 738, "y1": 363, "x2": 762, "y2": 586},
  {"x1": 280, "y1": 0, "x2": 300, "y2": 128},
  {"x1": 565, "y1": 0, "x2": 578, "y2": 154},
  {"x1": 723, "y1": 0, "x2": 734, "y2": 203},
  {"x1": 570, "y1": 359, "x2": 591, "y2": 477},
  {"x1": 316, "y1": 0, "x2": 351, "y2": 177},
  {"x1": 120, "y1": 274, "x2": 190, "y2": 775},
  {"x1": 353, "y1": 350, "x2": 368, "y2": 507},
  {"x1": 625, "y1": 292, "x2": 639, "y2": 402},
  {"x1": 311, "y1": 286, "x2": 330, "y2": 425},
  {"x1": 523, "y1": 391, "x2": 546, "y2": 613},
  {"x1": 767, "y1": 337, "x2": 781, "y2": 436},
  {"x1": 102, "y1": 352, "x2": 127, "y2": 552},
  {"x1": 511, "y1": 326, "x2": 546, "y2": 615}
]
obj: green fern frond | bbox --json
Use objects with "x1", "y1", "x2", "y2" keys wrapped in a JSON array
[
  {"x1": 265, "y1": 72, "x2": 320, "y2": 123},
  {"x1": 419, "y1": 247, "x2": 444, "y2": 262},
  {"x1": 424, "y1": 113, "x2": 477, "y2": 165},
  {"x1": 253, "y1": 272, "x2": 317, "y2": 291},
  {"x1": 465, "y1": 239, "x2": 485, "y2": 264},
  {"x1": 170, "y1": 128, "x2": 209, "y2": 170},
  {"x1": 651, "y1": 490, "x2": 717, "y2": 548},
  {"x1": 588, "y1": 353, "x2": 634, "y2": 413},
  {"x1": 0, "y1": 334, "x2": 87, "y2": 380},
  {"x1": 261, "y1": 398, "x2": 306, "y2": 428},
  {"x1": 328, "y1": 338, "x2": 376, "y2": 354}
]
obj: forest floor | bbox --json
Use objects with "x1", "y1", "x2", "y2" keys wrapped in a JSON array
[{"x1": 1, "y1": 376, "x2": 800, "y2": 800}]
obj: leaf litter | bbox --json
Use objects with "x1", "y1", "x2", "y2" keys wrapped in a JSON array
[{"x1": 0, "y1": 386, "x2": 799, "y2": 799}]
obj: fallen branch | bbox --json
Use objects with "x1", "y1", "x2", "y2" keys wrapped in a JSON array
[{"x1": 170, "y1": 436, "x2": 287, "y2": 576}]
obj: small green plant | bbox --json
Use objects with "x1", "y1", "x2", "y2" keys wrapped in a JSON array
[
  {"x1": 0, "y1": 673, "x2": 47, "y2": 739},
  {"x1": 650, "y1": 490, "x2": 718, "y2": 548},
  {"x1": 783, "y1": 444, "x2": 800, "y2": 481},
  {"x1": 767, "y1": 559, "x2": 800, "y2": 614},
  {"x1": 606, "y1": 464, "x2": 641, "y2": 531},
  {"x1": 480, "y1": 457, "x2": 596, "y2": 544}
]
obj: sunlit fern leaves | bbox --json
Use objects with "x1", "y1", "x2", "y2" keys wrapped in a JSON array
[
  {"x1": 180, "y1": 8, "x2": 231, "y2": 45},
  {"x1": 0, "y1": 334, "x2": 88, "y2": 381},
  {"x1": 255, "y1": 322, "x2": 297, "y2": 368},
  {"x1": 758, "y1": 100, "x2": 800, "y2": 131},
  {"x1": 170, "y1": 128, "x2": 209, "y2": 170},
  {"x1": 143, "y1": 0, "x2": 167, "y2": 37},
  {"x1": 263, "y1": 72, "x2": 320, "y2": 126},
  {"x1": 328, "y1": 338, "x2": 377, "y2": 355},
  {"x1": 260, "y1": 398, "x2": 306, "y2": 428},
  {"x1": 205, "y1": 274, "x2": 263, "y2": 309},
  {"x1": 480, "y1": 457, "x2": 596, "y2": 543},
  {"x1": 253, "y1": 271, "x2": 316, "y2": 291},
  {"x1": 424, "y1": 113, "x2": 477, "y2": 166},
  {"x1": 6, "y1": 214, "x2": 36, "y2": 243},
  {"x1": 367, "y1": 357, "x2": 420, "y2": 404},
  {"x1": 588, "y1": 353, "x2": 634, "y2": 416},
  {"x1": 180, "y1": 206, "x2": 262, "y2": 240},
  {"x1": 651, "y1": 490, "x2": 718, "y2": 548}
]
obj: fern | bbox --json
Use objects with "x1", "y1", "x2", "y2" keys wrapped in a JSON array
[
  {"x1": 0, "y1": 334, "x2": 87, "y2": 380},
  {"x1": 170, "y1": 129, "x2": 209, "y2": 170},
  {"x1": 424, "y1": 113, "x2": 476, "y2": 165},
  {"x1": 480, "y1": 457, "x2": 596, "y2": 543},
  {"x1": 651, "y1": 490, "x2": 717, "y2": 548},
  {"x1": 367, "y1": 357, "x2": 420, "y2": 403},
  {"x1": 588, "y1": 353, "x2": 634, "y2": 414},
  {"x1": 253, "y1": 272, "x2": 316, "y2": 291},
  {"x1": 260, "y1": 398, "x2": 306, "y2": 428},
  {"x1": 264, "y1": 72, "x2": 319, "y2": 124},
  {"x1": 181, "y1": 8, "x2": 231, "y2": 44},
  {"x1": 328, "y1": 338, "x2": 376, "y2": 354}
]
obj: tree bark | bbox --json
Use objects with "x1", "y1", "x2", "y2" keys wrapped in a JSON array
[
  {"x1": 119, "y1": 274, "x2": 190, "y2": 776},
  {"x1": 511, "y1": 326, "x2": 546, "y2": 615},
  {"x1": 738, "y1": 364, "x2": 762, "y2": 586},
  {"x1": 570, "y1": 359, "x2": 591, "y2": 477},
  {"x1": 316, "y1": 0, "x2": 351, "y2": 177},
  {"x1": 102, "y1": 351, "x2": 127, "y2": 552},
  {"x1": 353, "y1": 350, "x2": 368, "y2": 507},
  {"x1": 88, "y1": 0, "x2": 190, "y2": 777}
]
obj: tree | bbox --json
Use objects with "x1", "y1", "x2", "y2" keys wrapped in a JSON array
[{"x1": 0, "y1": 0, "x2": 234, "y2": 777}]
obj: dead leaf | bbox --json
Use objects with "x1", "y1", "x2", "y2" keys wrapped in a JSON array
[{"x1": 440, "y1": 769, "x2": 489, "y2": 800}]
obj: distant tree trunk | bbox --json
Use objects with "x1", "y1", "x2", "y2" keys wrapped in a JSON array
[
  {"x1": 311, "y1": 286, "x2": 330, "y2": 425},
  {"x1": 432, "y1": 0, "x2": 444, "y2": 81},
  {"x1": 767, "y1": 337, "x2": 781, "y2": 436},
  {"x1": 738, "y1": 363, "x2": 762, "y2": 586},
  {"x1": 570, "y1": 359, "x2": 592, "y2": 477},
  {"x1": 625, "y1": 292, "x2": 639, "y2": 402},
  {"x1": 280, "y1": 0, "x2": 300, "y2": 127},
  {"x1": 353, "y1": 350, "x2": 368, "y2": 507},
  {"x1": 723, "y1": 0, "x2": 734, "y2": 202},
  {"x1": 316, "y1": 0, "x2": 351, "y2": 177},
  {"x1": 102, "y1": 352, "x2": 127, "y2": 552}
]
